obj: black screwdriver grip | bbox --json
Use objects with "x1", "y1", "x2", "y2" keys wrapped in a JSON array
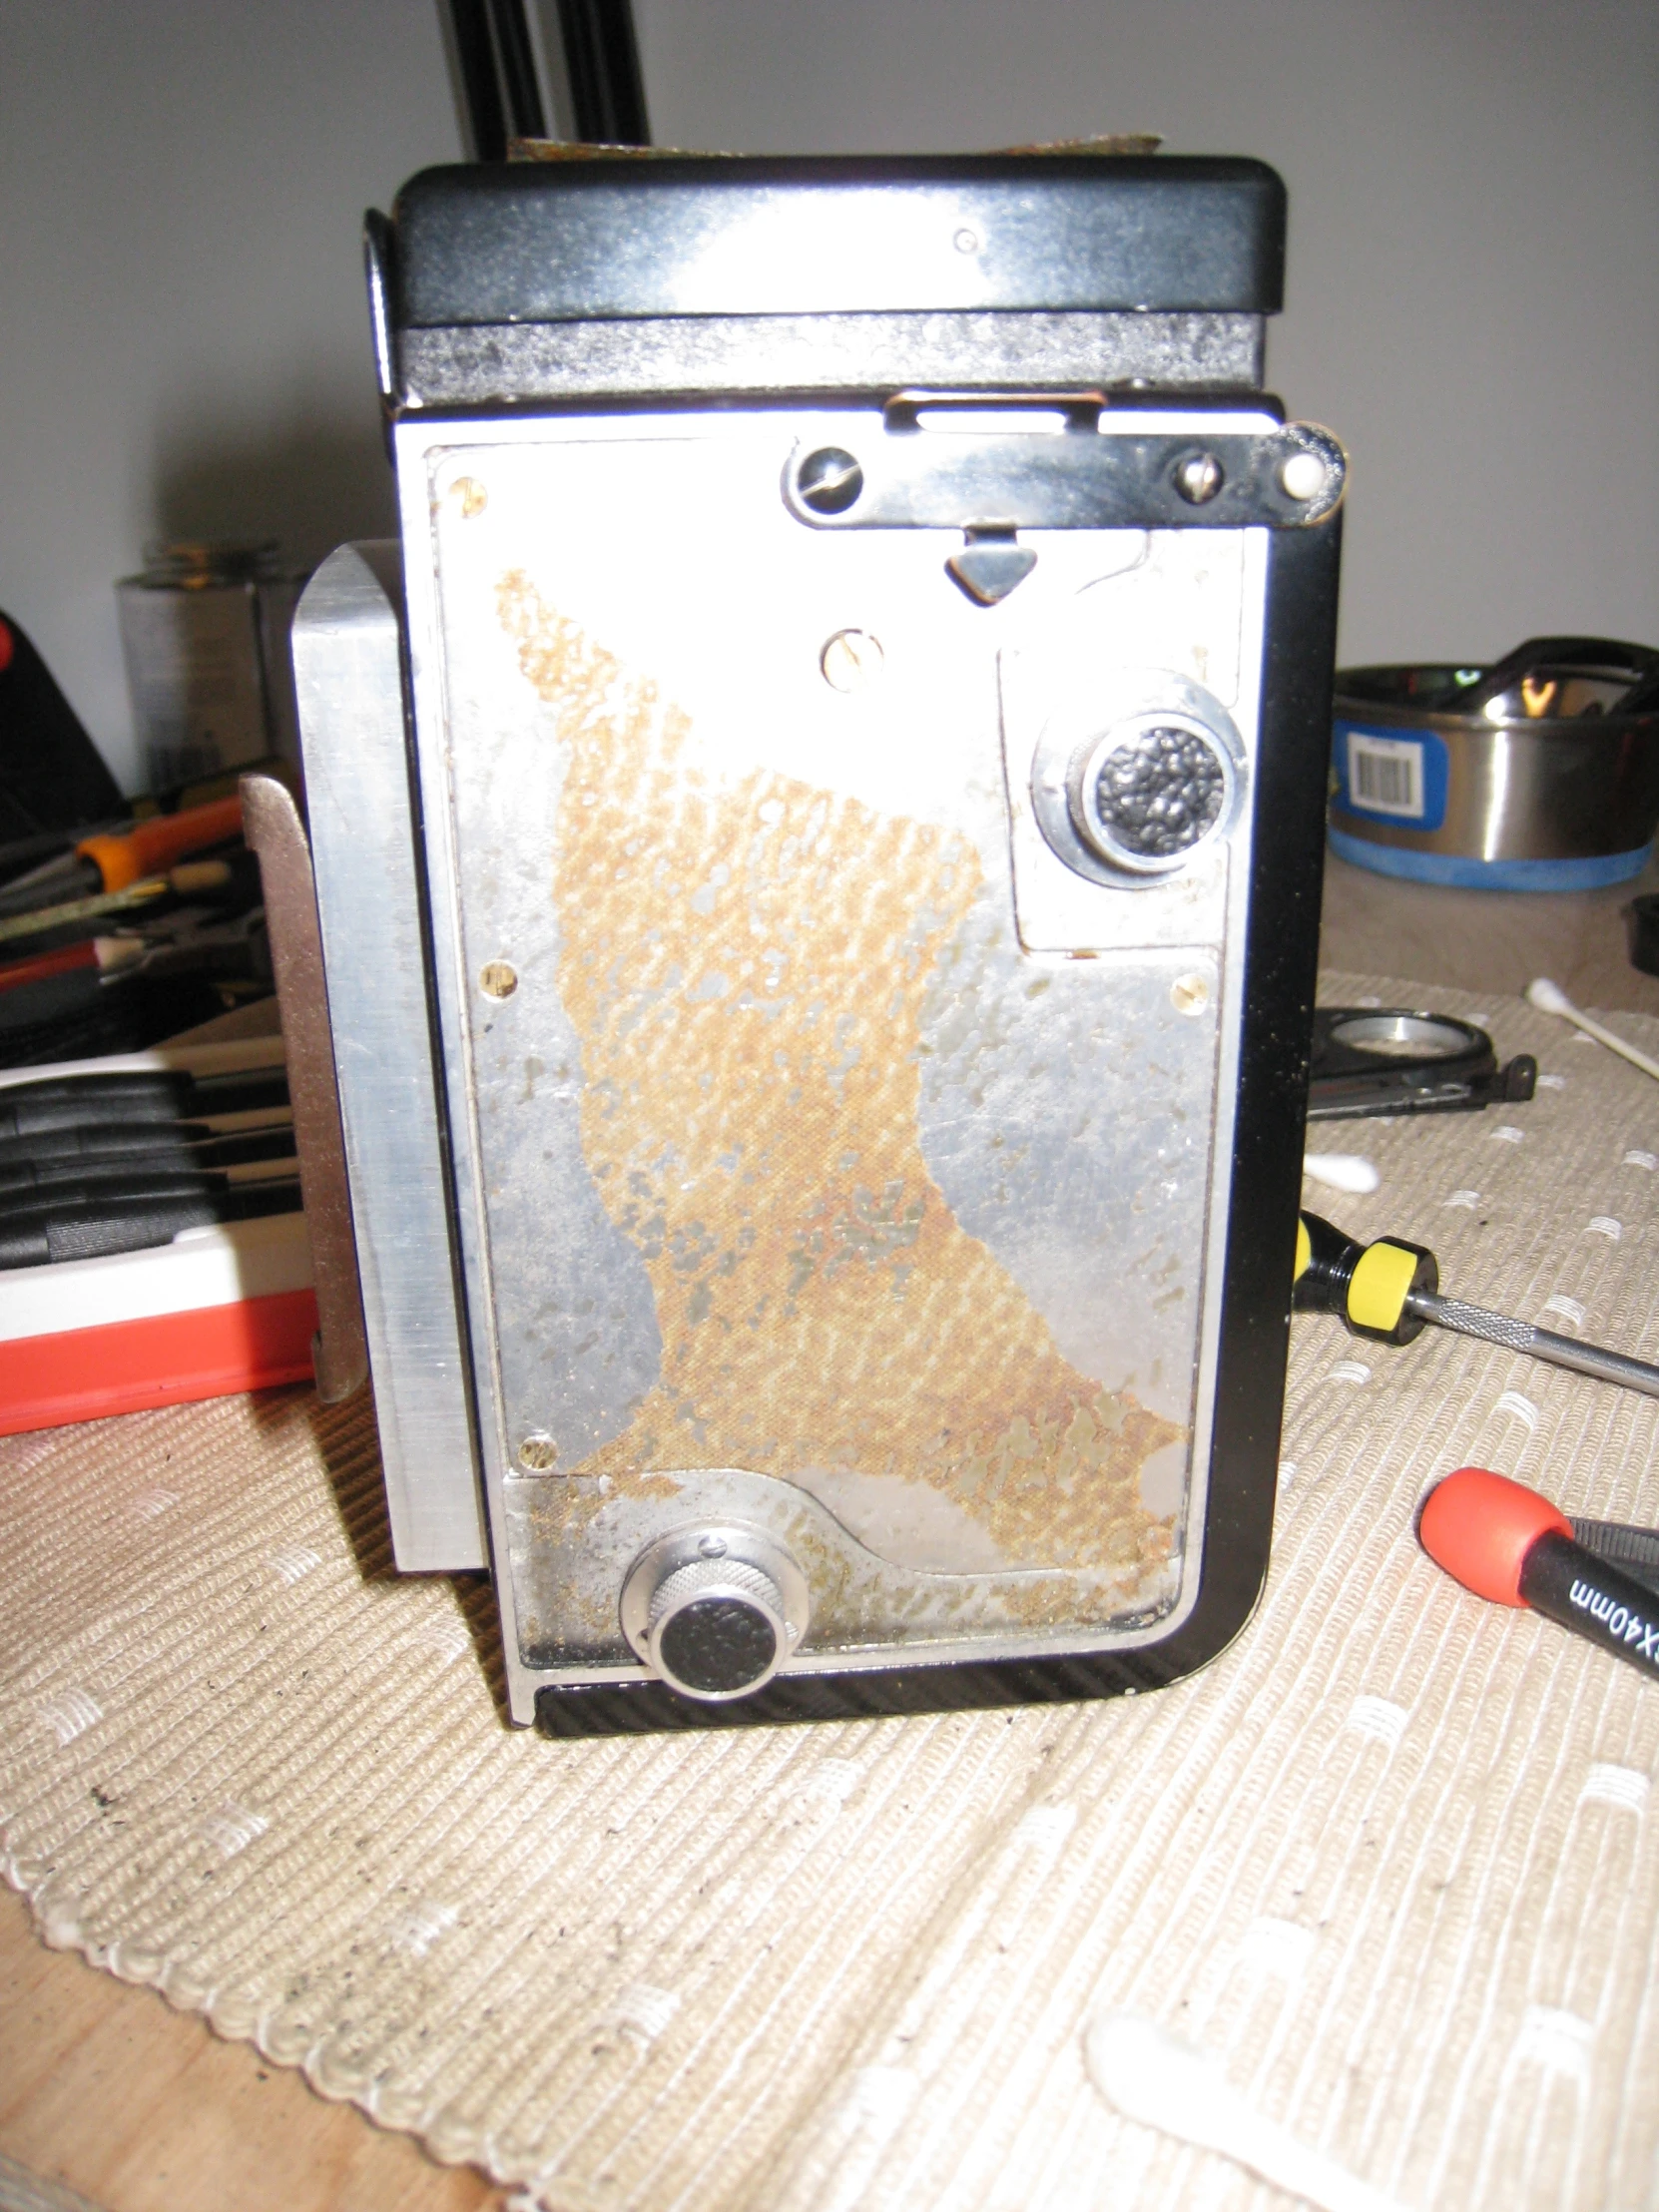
[
  {"x1": 0, "y1": 1070, "x2": 287, "y2": 1139},
  {"x1": 0, "y1": 1182, "x2": 302, "y2": 1269},
  {"x1": 0, "y1": 1121, "x2": 295, "y2": 1185},
  {"x1": 1520, "y1": 1531, "x2": 1659, "y2": 1685}
]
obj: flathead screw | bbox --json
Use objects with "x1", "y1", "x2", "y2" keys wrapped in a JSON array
[
  {"x1": 1173, "y1": 452, "x2": 1225, "y2": 506},
  {"x1": 821, "y1": 629, "x2": 884, "y2": 693},
  {"x1": 798, "y1": 448, "x2": 864, "y2": 515}
]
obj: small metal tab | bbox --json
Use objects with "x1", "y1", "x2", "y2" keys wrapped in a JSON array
[
  {"x1": 786, "y1": 423, "x2": 1346, "y2": 532},
  {"x1": 946, "y1": 528, "x2": 1038, "y2": 606}
]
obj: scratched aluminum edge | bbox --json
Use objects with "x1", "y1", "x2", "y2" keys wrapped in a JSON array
[
  {"x1": 395, "y1": 439, "x2": 532, "y2": 1657},
  {"x1": 397, "y1": 413, "x2": 1329, "y2": 1727},
  {"x1": 294, "y1": 542, "x2": 487, "y2": 1572}
]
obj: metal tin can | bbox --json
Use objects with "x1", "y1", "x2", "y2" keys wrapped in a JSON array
[
  {"x1": 116, "y1": 542, "x2": 302, "y2": 793},
  {"x1": 1330, "y1": 641, "x2": 1659, "y2": 890}
]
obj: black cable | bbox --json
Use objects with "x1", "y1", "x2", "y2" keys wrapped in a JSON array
[
  {"x1": 443, "y1": 0, "x2": 509, "y2": 162},
  {"x1": 487, "y1": 0, "x2": 548, "y2": 140},
  {"x1": 556, "y1": 0, "x2": 651, "y2": 145}
]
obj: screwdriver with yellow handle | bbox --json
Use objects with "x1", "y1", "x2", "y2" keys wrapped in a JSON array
[{"x1": 1294, "y1": 1211, "x2": 1659, "y2": 1400}]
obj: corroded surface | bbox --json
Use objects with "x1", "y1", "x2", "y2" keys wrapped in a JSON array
[{"x1": 497, "y1": 573, "x2": 1176, "y2": 1579}]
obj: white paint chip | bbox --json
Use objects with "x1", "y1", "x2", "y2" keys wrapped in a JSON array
[
  {"x1": 1443, "y1": 1189, "x2": 1480, "y2": 1210},
  {"x1": 804, "y1": 1758, "x2": 863, "y2": 1806},
  {"x1": 1512, "y1": 2005, "x2": 1594, "y2": 2087},
  {"x1": 38, "y1": 1689, "x2": 102, "y2": 1746},
  {"x1": 1491, "y1": 1125, "x2": 1525, "y2": 1144},
  {"x1": 1623, "y1": 1149, "x2": 1657, "y2": 1171},
  {"x1": 410, "y1": 1620, "x2": 470, "y2": 1666},
  {"x1": 269, "y1": 1544, "x2": 322, "y2": 1586},
  {"x1": 1327, "y1": 1360, "x2": 1372, "y2": 1385},
  {"x1": 1536, "y1": 1073, "x2": 1567, "y2": 1090},
  {"x1": 839, "y1": 2064, "x2": 918, "y2": 2144},
  {"x1": 1586, "y1": 1217, "x2": 1622, "y2": 1241},
  {"x1": 1238, "y1": 1917, "x2": 1316, "y2": 1984},
  {"x1": 1492, "y1": 1390, "x2": 1539, "y2": 1432},
  {"x1": 196, "y1": 1802, "x2": 269, "y2": 1859},
  {"x1": 129, "y1": 1487, "x2": 180, "y2": 1519},
  {"x1": 1347, "y1": 1696, "x2": 1408, "y2": 1752},
  {"x1": 607, "y1": 1981, "x2": 681, "y2": 2043},
  {"x1": 1579, "y1": 1765, "x2": 1650, "y2": 1816},
  {"x1": 388, "y1": 1902, "x2": 458, "y2": 1957},
  {"x1": 1278, "y1": 1460, "x2": 1298, "y2": 1486},
  {"x1": 1015, "y1": 1803, "x2": 1078, "y2": 1853},
  {"x1": 1541, "y1": 1295, "x2": 1586, "y2": 1329}
]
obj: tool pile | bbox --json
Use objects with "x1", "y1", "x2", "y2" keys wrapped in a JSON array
[
  {"x1": 0, "y1": 793, "x2": 273, "y2": 1065},
  {"x1": 0, "y1": 1054, "x2": 299, "y2": 1267},
  {"x1": 0, "y1": 1036, "x2": 313, "y2": 1433}
]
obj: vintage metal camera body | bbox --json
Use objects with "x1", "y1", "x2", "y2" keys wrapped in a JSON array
[{"x1": 291, "y1": 156, "x2": 1342, "y2": 1731}]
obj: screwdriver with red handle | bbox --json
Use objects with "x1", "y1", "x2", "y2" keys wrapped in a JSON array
[
  {"x1": 1420, "y1": 1467, "x2": 1659, "y2": 1688},
  {"x1": 1294, "y1": 1210, "x2": 1659, "y2": 1401}
]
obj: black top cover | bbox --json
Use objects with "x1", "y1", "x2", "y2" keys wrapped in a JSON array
[{"x1": 388, "y1": 156, "x2": 1286, "y2": 329}]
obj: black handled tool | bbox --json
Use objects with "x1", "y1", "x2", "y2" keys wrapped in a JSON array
[
  {"x1": 0, "y1": 1180, "x2": 302, "y2": 1269},
  {"x1": 1295, "y1": 1210, "x2": 1659, "y2": 1401}
]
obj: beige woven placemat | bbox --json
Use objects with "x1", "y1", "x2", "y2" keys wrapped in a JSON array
[{"x1": 4, "y1": 974, "x2": 1658, "y2": 2212}]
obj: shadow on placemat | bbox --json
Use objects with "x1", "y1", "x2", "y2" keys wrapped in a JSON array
[{"x1": 248, "y1": 1380, "x2": 509, "y2": 1720}]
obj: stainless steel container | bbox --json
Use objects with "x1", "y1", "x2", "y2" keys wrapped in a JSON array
[
  {"x1": 1330, "y1": 636, "x2": 1659, "y2": 890},
  {"x1": 117, "y1": 541, "x2": 303, "y2": 793}
]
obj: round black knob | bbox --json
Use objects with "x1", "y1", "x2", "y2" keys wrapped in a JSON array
[
  {"x1": 620, "y1": 1529, "x2": 810, "y2": 1702},
  {"x1": 658, "y1": 1592, "x2": 779, "y2": 1698}
]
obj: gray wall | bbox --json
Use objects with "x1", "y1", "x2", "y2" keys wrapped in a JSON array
[
  {"x1": 0, "y1": 1, "x2": 463, "y2": 794},
  {"x1": 3, "y1": 0, "x2": 1655, "y2": 792}
]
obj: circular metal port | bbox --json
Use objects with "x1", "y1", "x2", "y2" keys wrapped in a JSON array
[
  {"x1": 1032, "y1": 673, "x2": 1247, "y2": 886},
  {"x1": 1072, "y1": 720, "x2": 1232, "y2": 871},
  {"x1": 620, "y1": 1525, "x2": 810, "y2": 1702}
]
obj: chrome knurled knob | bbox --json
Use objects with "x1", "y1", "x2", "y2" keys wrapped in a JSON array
[{"x1": 620, "y1": 1525, "x2": 811, "y2": 1703}]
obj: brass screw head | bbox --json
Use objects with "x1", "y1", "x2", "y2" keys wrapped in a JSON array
[{"x1": 820, "y1": 629, "x2": 884, "y2": 693}]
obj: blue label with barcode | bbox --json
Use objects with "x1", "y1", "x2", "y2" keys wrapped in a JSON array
[{"x1": 1333, "y1": 721, "x2": 1449, "y2": 831}]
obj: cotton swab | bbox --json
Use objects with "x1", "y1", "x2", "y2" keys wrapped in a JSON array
[
  {"x1": 1303, "y1": 1152, "x2": 1381, "y2": 1195},
  {"x1": 1526, "y1": 978, "x2": 1659, "y2": 1084},
  {"x1": 1085, "y1": 2012, "x2": 1404, "y2": 2212}
]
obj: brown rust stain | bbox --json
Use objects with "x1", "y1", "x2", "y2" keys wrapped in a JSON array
[{"x1": 497, "y1": 574, "x2": 1176, "y2": 1577}]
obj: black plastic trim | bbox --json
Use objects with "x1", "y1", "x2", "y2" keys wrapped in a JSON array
[
  {"x1": 392, "y1": 156, "x2": 1287, "y2": 327},
  {"x1": 531, "y1": 511, "x2": 1343, "y2": 1739}
]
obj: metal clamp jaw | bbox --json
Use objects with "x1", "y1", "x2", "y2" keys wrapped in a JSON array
[{"x1": 240, "y1": 771, "x2": 368, "y2": 1405}]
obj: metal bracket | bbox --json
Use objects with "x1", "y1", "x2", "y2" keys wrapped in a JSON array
[
  {"x1": 241, "y1": 772, "x2": 369, "y2": 1405},
  {"x1": 785, "y1": 421, "x2": 1345, "y2": 532}
]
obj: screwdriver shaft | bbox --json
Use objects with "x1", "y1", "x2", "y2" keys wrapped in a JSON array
[{"x1": 1406, "y1": 1291, "x2": 1659, "y2": 1400}]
